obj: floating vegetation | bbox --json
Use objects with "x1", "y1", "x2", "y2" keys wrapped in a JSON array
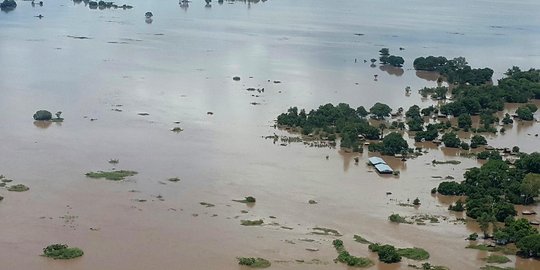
[
  {"x1": 308, "y1": 200, "x2": 318, "y2": 204},
  {"x1": 312, "y1": 227, "x2": 342, "y2": 236},
  {"x1": 85, "y1": 170, "x2": 138, "y2": 181},
  {"x1": 409, "y1": 263, "x2": 450, "y2": 270},
  {"x1": 42, "y1": 244, "x2": 83, "y2": 260},
  {"x1": 200, "y1": 202, "x2": 215, "y2": 208},
  {"x1": 241, "y1": 219, "x2": 264, "y2": 226},
  {"x1": 353, "y1": 235, "x2": 372, "y2": 244},
  {"x1": 388, "y1": 214, "x2": 410, "y2": 224},
  {"x1": 237, "y1": 257, "x2": 271, "y2": 268},
  {"x1": 108, "y1": 159, "x2": 119, "y2": 164},
  {"x1": 168, "y1": 177, "x2": 181, "y2": 182},
  {"x1": 480, "y1": 266, "x2": 516, "y2": 270},
  {"x1": 397, "y1": 247, "x2": 430, "y2": 260},
  {"x1": 484, "y1": 254, "x2": 511, "y2": 264},
  {"x1": 7, "y1": 184, "x2": 29, "y2": 192},
  {"x1": 466, "y1": 244, "x2": 517, "y2": 255},
  {"x1": 432, "y1": 160, "x2": 461, "y2": 165},
  {"x1": 233, "y1": 196, "x2": 256, "y2": 203},
  {"x1": 171, "y1": 127, "x2": 183, "y2": 133},
  {"x1": 333, "y1": 239, "x2": 374, "y2": 267}
]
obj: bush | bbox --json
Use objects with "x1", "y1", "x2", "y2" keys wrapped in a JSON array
[
  {"x1": 376, "y1": 245, "x2": 402, "y2": 263},
  {"x1": 437, "y1": 181, "x2": 463, "y2": 195},
  {"x1": 388, "y1": 214, "x2": 407, "y2": 223},
  {"x1": 33, "y1": 110, "x2": 52, "y2": 121},
  {"x1": 448, "y1": 199, "x2": 465, "y2": 211},
  {"x1": 516, "y1": 106, "x2": 534, "y2": 120},
  {"x1": 7, "y1": 184, "x2": 29, "y2": 192},
  {"x1": 43, "y1": 244, "x2": 84, "y2": 260},
  {"x1": 517, "y1": 234, "x2": 540, "y2": 258},
  {"x1": 85, "y1": 170, "x2": 138, "y2": 181},
  {"x1": 237, "y1": 257, "x2": 271, "y2": 268},
  {"x1": 441, "y1": 132, "x2": 461, "y2": 148},
  {"x1": 467, "y1": 233, "x2": 478, "y2": 241}
]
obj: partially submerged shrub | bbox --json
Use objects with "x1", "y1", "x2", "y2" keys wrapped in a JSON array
[
  {"x1": 388, "y1": 213, "x2": 407, "y2": 223},
  {"x1": 233, "y1": 196, "x2": 256, "y2": 203},
  {"x1": 85, "y1": 170, "x2": 137, "y2": 181},
  {"x1": 33, "y1": 110, "x2": 52, "y2": 121},
  {"x1": 333, "y1": 239, "x2": 373, "y2": 267},
  {"x1": 240, "y1": 219, "x2": 263, "y2": 226},
  {"x1": 237, "y1": 257, "x2": 271, "y2": 268},
  {"x1": 7, "y1": 184, "x2": 29, "y2": 192},
  {"x1": 43, "y1": 244, "x2": 83, "y2": 260}
]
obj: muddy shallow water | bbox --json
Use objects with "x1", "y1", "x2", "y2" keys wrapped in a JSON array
[{"x1": 1, "y1": 0, "x2": 540, "y2": 269}]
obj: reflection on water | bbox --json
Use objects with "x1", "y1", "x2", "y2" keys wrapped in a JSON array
[
  {"x1": 415, "y1": 70, "x2": 440, "y2": 82},
  {"x1": 380, "y1": 65, "x2": 404, "y2": 77}
]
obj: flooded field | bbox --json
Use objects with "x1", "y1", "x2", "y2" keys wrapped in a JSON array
[{"x1": 1, "y1": 0, "x2": 540, "y2": 269}]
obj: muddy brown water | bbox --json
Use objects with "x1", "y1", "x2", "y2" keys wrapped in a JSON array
[{"x1": 1, "y1": 0, "x2": 540, "y2": 269}]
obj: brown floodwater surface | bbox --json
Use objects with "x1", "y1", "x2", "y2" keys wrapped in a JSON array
[{"x1": 1, "y1": 0, "x2": 540, "y2": 269}]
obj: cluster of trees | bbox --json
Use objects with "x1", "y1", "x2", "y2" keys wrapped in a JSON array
[
  {"x1": 368, "y1": 132, "x2": 409, "y2": 156},
  {"x1": 379, "y1": 48, "x2": 404, "y2": 68},
  {"x1": 516, "y1": 104, "x2": 538, "y2": 121},
  {"x1": 276, "y1": 103, "x2": 381, "y2": 151},
  {"x1": 368, "y1": 243, "x2": 401, "y2": 263},
  {"x1": 435, "y1": 154, "x2": 540, "y2": 257},
  {"x1": 413, "y1": 56, "x2": 493, "y2": 85},
  {"x1": 438, "y1": 68, "x2": 539, "y2": 121},
  {"x1": 419, "y1": 86, "x2": 448, "y2": 100}
]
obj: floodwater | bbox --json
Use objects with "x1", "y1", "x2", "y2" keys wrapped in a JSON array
[{"x1": 1, "y1": 0, "x2": 540, "y2": 269}]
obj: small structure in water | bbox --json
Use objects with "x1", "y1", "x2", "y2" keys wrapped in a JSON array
[{"x1": 368, "y1": 157, "x2": 393, "y2": 174}]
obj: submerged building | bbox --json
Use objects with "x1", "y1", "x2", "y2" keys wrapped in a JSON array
[{"x1": 368, "y1": 157, "x2": 394, "y2": 174}]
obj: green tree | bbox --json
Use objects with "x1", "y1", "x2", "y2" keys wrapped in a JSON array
[
  {"x1": 502, "y1": 113, "x2": 514, "y2": 125},
  {"x1": 387, "y1": 55, "x2": 404, "y2": 67},
  {"x1": 381, "y1": 132, "x2": 408, "y2": 156},
  {"x1": 357, "y1": 106, "x2": 369, "y2": 118},
  {"x1": 441, "y1": 132, "x2": 461, "y2": 148},
  {"x1": 470, "y1": 135, "x2": 488, "y2": 148},
  {"x1": 478, "y1": 213, "x2": 495, "y2": 238},
  {"x1": 521, "y1": 173, "x2": 540, "y2": 204},
  {"x1": 370, "y1": 103, "x2": 392, "y2": 119},
  {"x1": 458, "y1": 114, "x2": 472, "y2": 130},
  {"x1": 517, "y1": 234, "x2": 540, "y2": 258},
  {"x1": 516, "y1": 106, "x2": 534, "y2": 121},
  {"x1": 377, "y1": 245, "x2": 401, "y2": 263}
]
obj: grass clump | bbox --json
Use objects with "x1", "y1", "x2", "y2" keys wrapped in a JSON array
[
  {"x1": 480, "y1": 266, "x2": 516, "y2": 270},
  {"x1": 241, "y1": 219, "x2": 264, "y2": 226},
  {"x1": 237, "y1": 257, "x2": 271, "y2": 268},
  {"x1": 42, "y1": 244, "x2": 83, "y2": 260},
  {"x1": 466, "y1": 244, "x2": 517, "y2": 255},
  {"x1": 200, "y1": 202, "x2": 215, "y2": 208},
  {"x1": 397, "y1": 247, "x2": 430, "y2": 260},
  {"x1": 7, "y1": 184, "x2": 29, "y2": 192},
  {"x1": 333, "y1": 239, "x2": 374, "y2": 267},
  {"x1": 85, "y1": 170, "x2": 137, "y2": 181},
  {"x1": 353, "y1": 234, "x2": 372, "y2": 244},
  {"x1": 484, "y1": 254, "x2": 511, "y2": 264}
]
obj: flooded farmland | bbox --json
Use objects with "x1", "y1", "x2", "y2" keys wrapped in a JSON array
[{"x1": 1, "y1": 0, "x2": 540, "y2": 269}]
